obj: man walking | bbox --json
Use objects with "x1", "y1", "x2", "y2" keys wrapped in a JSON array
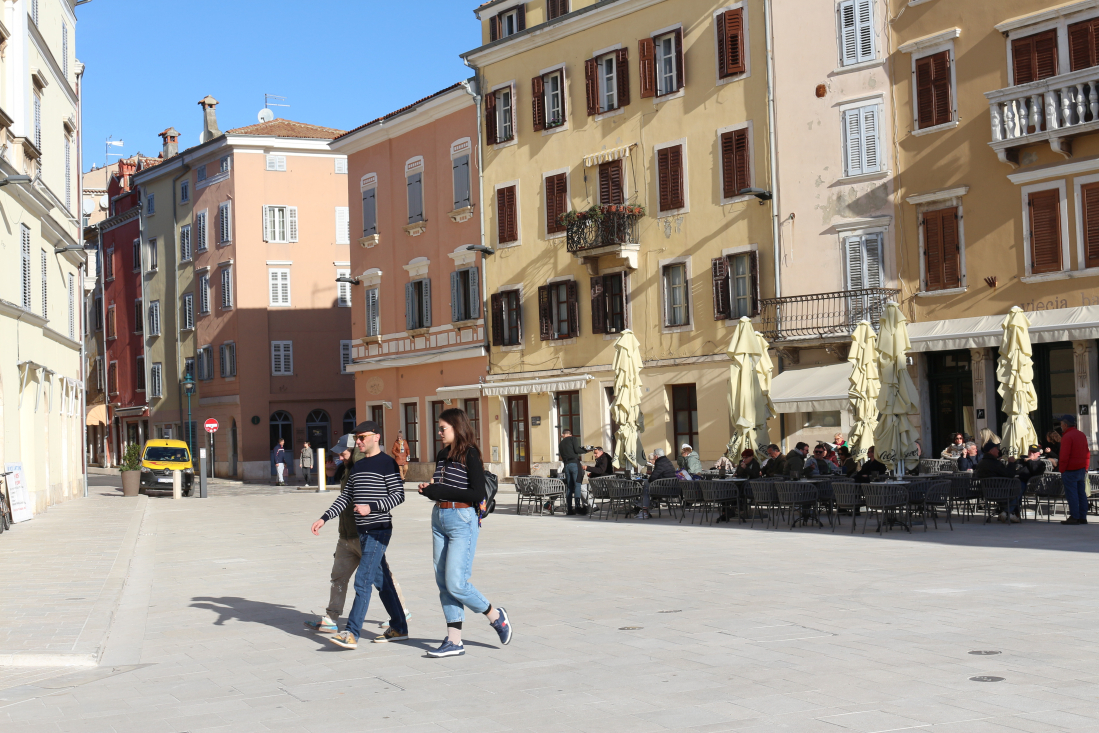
[
  {"x1": 558, "y1": 428, "x2": 591, "y2": 515},
  {"x1": 274, "y1": 439, "x2": 288, "y2": 486},
  {"x1": 300, "y1": 441, "x2": 314, "y2": 487},
  {"x1": 1058, "y1": 414, "x2": 1091, "y2": 525},
  {"x1": 392, "y1": 431, "x2": 410, "y2": 481},
  {"x1": 311, "y1": 421, "x2": 408, "y2": 649}
]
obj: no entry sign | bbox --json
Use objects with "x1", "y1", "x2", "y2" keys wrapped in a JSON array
[{"x1": 204, "y1": 418, "x2": 219, "y2": 434}]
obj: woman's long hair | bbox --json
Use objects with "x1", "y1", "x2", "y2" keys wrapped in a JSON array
[{"x1": 439, "y1": 407, "x2": 481, "y2": 465}]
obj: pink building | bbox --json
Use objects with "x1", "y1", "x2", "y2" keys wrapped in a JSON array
[{"x1": 331, "y1": 82, "x2": 489, "y2": 475}]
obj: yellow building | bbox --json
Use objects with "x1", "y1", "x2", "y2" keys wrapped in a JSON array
[
  {"x1": 461, "y1": 0, "x2": 775, "y2": 475},
  {"x1": 890, "y1": 0, "x2": 1099, "y2": 458}
]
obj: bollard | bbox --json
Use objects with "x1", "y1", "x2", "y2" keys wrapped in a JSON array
[
  {"x1": 199, "y1": 448, "x2": 208, "y2": 499},
  {"x1": 172, "y1": 470, "x2": 182, "y2": 500},
  {"x1": 317, "y1": 448, "x2": 327, "y2": 492}
]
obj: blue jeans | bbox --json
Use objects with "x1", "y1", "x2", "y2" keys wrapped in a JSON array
[
  {"x1": 1062, "y1": 468, "x2": 1088, "y2": 520},
  {"x1": 431, "y1": 506, "x2": 490, "y2": 623},
  {"x1": 346, "y1": 527, "x2": 408, "y2": 640},
  {"x1": 564, "y1": 462, "x2": 582, "y2": 509}
]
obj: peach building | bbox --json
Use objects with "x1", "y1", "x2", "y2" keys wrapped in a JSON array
[{"x1": 330, "y1": 83, "x2": 489, "y2": 476}]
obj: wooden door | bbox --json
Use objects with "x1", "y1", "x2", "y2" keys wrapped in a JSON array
[
  {"x1": 371, "y1": 405, "x2": 384, "y2": 440},
  {"x1": 507, "y1": 395, "x2": 530, "y2": 475}
]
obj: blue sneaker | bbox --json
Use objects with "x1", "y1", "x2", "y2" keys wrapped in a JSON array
[
  {"x1": 490, "y1": 607, "x2": 513, "y2": 645},
  {"x1": 304, "y1": 615, "x2": 338, "y2": 634},
  {"x1": 427, "y1": 638, "x2": 465, "y2": 658}
]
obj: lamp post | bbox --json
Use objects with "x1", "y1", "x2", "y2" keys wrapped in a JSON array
[{"x1": 182, "y1": 378, "x2": 196, "y2": 454}]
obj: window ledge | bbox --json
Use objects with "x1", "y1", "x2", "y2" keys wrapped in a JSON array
[
  {"x1": 911, "y1": 120, "x2": 959, "y2": 137},
  {"x1": 501, "y1": 343, "x2": 524, "y2": 352},
  {"x1": 360, "y1": 335, "x2": 381, "y2": 345},
  {"x1": 448, "y1": 206, "x2": 475, "y2": 224},
  {"x1": 542, "y1": 122, "x2": 569, "y2": 136},
  {"x1": 1021, "y1": 268, "x2": 1099, "y2": 283},
  {"x1": 653, "y1": 88, "x2": 685, "y2": 105},
  {"x1": 547, "y1": 231, "x2": 566, "y2": 241},
  {"x1": 359, "y1": 234, "x2": 380, "y2": 248},
  {"x1": 493, "y1": 137, "x2": 517, "y2": 150},
  {"x1": 452, "y1": 319, "x2": 480, "y2": 328},
  {"x1": 498, "y1": 239, "x2": 521, "y2": 249},
  {"x1": 917, "y1": 286, "x2": 967, "y2": 297},
  {"x1": 657, "y1": 207, "x2": 689, "y2": 218},
  {"x1": 546, "y1": 337, "x2": 577, "y2": 346},
  {"x1": 662, "y1": 323, "x2": 693, "y2": 334},
  {"x1": 180, "y1": 327, "x2": 194, "y2": 332},
  {"x1": 720, "y1": 194, "x2": 756, "y2": 206},
  {"x1": 832, "y1": 58, "x2": 885, "y2": 76},
  {"x1": 594, "y1": 107, "x2": 625, "y2": 122},
  {"x1": 835, "y1": 169, "x2": 891, "y2": 185},
  {"x1": 408, "y1": 327, "x2": 431, "y2": 337},
  {"x1": 404, "y1": 221, "x2": 427, "y2": 237}
]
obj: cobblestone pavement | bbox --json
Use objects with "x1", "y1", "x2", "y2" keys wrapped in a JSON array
[{"x1": 1, "y1": 481, "x2": 1097, "y2": 732}]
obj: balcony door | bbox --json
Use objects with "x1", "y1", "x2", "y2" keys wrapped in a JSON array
[{"x1": 507, "y1": 395, "x2": 530, "y2": 476}]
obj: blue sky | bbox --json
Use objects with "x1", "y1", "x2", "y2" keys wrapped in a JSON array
[{"x1": 77, "y1": 0, "x2": 480, "y2": 170}]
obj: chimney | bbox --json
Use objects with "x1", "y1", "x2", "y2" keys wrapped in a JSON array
[
  {"x1": 159, "y1": 127, "x2": 180, "y2": 158},
  {"x1": 198, "y1": 95, "x2": 220, "y2": 142}
]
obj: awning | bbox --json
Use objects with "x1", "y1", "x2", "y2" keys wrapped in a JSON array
[
  {"x1": 436, "y1": 384, "x2": 482, "y2": 400},
  {"x1": 482, "y1": 374, "x2": 593, "y2": 397},
  {"x1": 85, "y1": 404, "x2": 107, "y2": 426},
  {"x1": 907, "y1": 305, "x2": 1099, "y2": 352},
  {"x1": 583, "y1": 144, "x2": 636, "y2": 168},
  {"x1": 770, "y1": 362, "x2": 851, "y2": 414}
]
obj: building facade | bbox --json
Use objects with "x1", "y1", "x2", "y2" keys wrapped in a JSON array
[
  {"x1": 0, "y1": 0, "x2": 85, "y2": 513},
  {"x1": 463, "y1": 0, "x2": 776, "y2": 475},
  {"x1": 330, "y1": 83, "x2": 489, "y2": 476}
]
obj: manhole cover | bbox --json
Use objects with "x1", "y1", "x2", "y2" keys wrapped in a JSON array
[
  {"x1": 619, "y1": 626, "x2": 643, "y2": 630},
  {"x1": 968, "y1": 650, "x2": 1001, "y2": 655},
  {"x1": 658, "y1": 610, "x2": 682, "y2": 614},
  {"x1": 969, "y1": 676, "x2": 1004, "y2": 682},
  {"x1": 66, "y1": 598, "x2": 85, "y2": 601}
]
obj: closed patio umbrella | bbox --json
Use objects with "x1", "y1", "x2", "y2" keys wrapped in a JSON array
[
  {"x1": 611, "y1": 329, "x2": 643, "y2": 472},
  {"x1": 997, "y1": 306, "x2": 1039, "y2": 458},
  {"x1": 873, "y1": 303, "x2": 920, "y2": 474},
  {"x1": 725, "y1": 317, "x2": 775, "y2": 458},
  {"x1": 847, "y1": 320, "x2": 879, "y2": 465}
]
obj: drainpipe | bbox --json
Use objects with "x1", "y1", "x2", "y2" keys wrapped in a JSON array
[
  {"x1": 77, "y1": 63, "x2": 88, "y2": 497},
  {"x1": 461, "y1": 69, "x2": 490, "y2": 366},
  {"x1": 763, "y1": 0, "x2": 781, "y2": 300},
  {"x1": 171, "y1": 164, "x2": 190, "y2": 441}
]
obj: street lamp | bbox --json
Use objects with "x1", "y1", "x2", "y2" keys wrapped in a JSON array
[
  {"x1": 0, "y1": 174, "x2": 32, "y2": 187},
  {"x1": 182, "y1": 378, "x2": 196, "y2": 454},
  {"x1": 738, "y1": 187, "x2": 773, "y2": 204}
]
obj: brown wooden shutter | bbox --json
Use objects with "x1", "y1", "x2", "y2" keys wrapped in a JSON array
[
  {"x1": 537, "y1": 285, "x2": 553, "y2": 340},
  {"x1": 1083, "y1": 182, "x2": 1099, "y2": 268},
  {"x1": 718, "y1": 9, "x2": 745, "y2": 78},
  {"x1": 531, "y1": 75, "x2": 545, "y2": 132},
  {"x1": 1013, "y1": 30, "x2": 1058, "y2": 84},
  {"x1": 940, "y1": 207, "x2": 960, "y2": 289},
  {"x1": 498, "y1": 186, "x2": 517, "y2": 243},
  {"x1": 599, "y1": 161, "x2": 623, "y2": 205},
  {"x1": 673, "y1": 27, "x2": 685, "y2": 90},
  {"x1": 712, "y1": 257, "x2": 731, "y2": 320},
  {"x1": 916, "y1": 56, "x2": 934, "y2": 129},
  {"x1": 566, "y1": 280, "x2": 579, "y2": 337},
  {"x1": 733, "y1": 128, "x2": 750, "y2": 195},
  {"x1": 584, "y1": 58, "x2": 599, "y2": 115},
  {"x1": 748, "y1": 251, "x2": 760, "y2": 316},
  {"x1": 489, "y1": 14, "x2": 498, "y2": 42},
  {"x1": 548, "y1": 0, "x2": 568, "y2": 20},
  {"x1": 485, "y1": 91, "x2": 497, "y2": 144},
  {"x1": 1028, "y1": 190, "x2": 1062, "y2": 274},
  {"x1": 658, "y1": 145, "x2": 683, "y2": 211},
  {"x1": 619, "y1": 272, "x2": 629, "y2": 329},
  {"x1": 657, "y1": 148, "x2": 671, "y2": 211},
  {"x1": 590, "y1": 276, "x2": 606, "y2": 334},
  {"x1": 490, "y1": 293, "x2": 504, "y2": 346},
  {"x1": 546, "y1": 173, "x2": 567, "y2": 234},
  {"x1": 720, "y1": 131, "x2": 736, "y2": 199},
  {"x1": 930, "y1": 51, "x2": 952, "y2": 126},
  {"x1": 615, "y1": 48, "x2": 631, "y2": 108},
  {"x1": 923, "y1": 209, "x2": 945, "y2": 291},
  {"x1": 516, "y1": 4, "x2": 526, "y2": 31},
  {"x1": 639, "y1": 37, "x2": 656, "y2": 98},
  {"x1": 1069, "y1": 19, "x2": 1099, "y2": 71},
  {"x1": 1012, "y1": 35, "x2": 1036, "y2": 85}
]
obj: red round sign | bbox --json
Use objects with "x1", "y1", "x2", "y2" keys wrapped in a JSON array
[{"x1": 204, "y1": 418, "x2": 219, "y2": 434}]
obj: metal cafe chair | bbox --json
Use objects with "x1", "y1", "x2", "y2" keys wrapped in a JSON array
[
  {"x1": 832, "y1": 481, "x2": 864, "y2": 534},
  {"x1": 922, "y1": 480, "x2": 953, "y2": 530},
  {"x1": 1029, "y1": 473, "x2": 1065, "y2": 522},
  {"x1": 775, "y1": 482, "x2": 821, "y2": 529},
  {"x1": 604, "y1": 478, "x2": 644, "y2": 522},
  {"x1": 699, "y1": 480, "x2": 738, "y2": 525},
  {"x1": 647, "y1": 478, "x2": 684, "y2": 520},
  {"x1": 862, "y1": 484, "x2": 911, "y2": 534},
  {"x1": 974, "y1": 477, "x2": 1022, "y2": 524},
  {"x1": 746, "y1": 479, "x2": 780, "y2": 529},
  {"x1": 586, "y1": 477, "x2": 613, "y2": 520},
  {"x1": 679, "y1": 481, "x2": 706, "y2": 524},
  {"x1": 517, "y1": 477, "x2": 566, "y2": 516}
]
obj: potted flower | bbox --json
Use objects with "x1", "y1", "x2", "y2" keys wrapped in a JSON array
[{"x1": 120, "y1": 444, "x2": 142, "y2": 497}]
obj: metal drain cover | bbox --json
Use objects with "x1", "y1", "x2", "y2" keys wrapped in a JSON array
[
  {"x1": 619, "y1": 626, "x2": 643, "y2": 630},
  {"x1": 658, "y1": 610, "x2": 682, "y2": 614},
  {"x1": 968, "y1": 650, "x2": 1001, "y2": 655},
  {"x1": 969, "y1": 676, "x2": 1005, "y2": 682}
]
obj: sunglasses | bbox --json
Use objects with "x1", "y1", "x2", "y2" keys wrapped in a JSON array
[{"x1": 354, "y1": 433, "x2": 375, "y2": 441}]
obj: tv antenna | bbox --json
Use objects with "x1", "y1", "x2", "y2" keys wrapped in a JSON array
[
  {"x1": 259, "y1": 93, "x2": 289, "y2": 123},
  {"x1": 105, "y1": 136, "x2": 124, "y2": 168}
]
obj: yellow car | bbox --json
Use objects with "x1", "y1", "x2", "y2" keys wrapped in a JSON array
[{"x1": 140, "y1": 439, "x2": 195, "y2": 495}]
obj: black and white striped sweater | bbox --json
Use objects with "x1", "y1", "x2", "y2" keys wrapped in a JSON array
[{"x1": 320, "y1": 452, "x2": 405, "y2": 530}]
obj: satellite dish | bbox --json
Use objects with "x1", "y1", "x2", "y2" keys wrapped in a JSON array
[
  {"x1": 82, "y1": 198, "x2": 94, "y2": 215},
  {"x1": 258, "y1": 108, "x2": 275, "y2": 123},
  {"x1": 99, "y1": 195, "x2": 109, "y2": 209}
]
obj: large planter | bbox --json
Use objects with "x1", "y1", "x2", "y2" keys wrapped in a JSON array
[{"x1": 121, "y1": 470, "x2": 141, "y2": 497}]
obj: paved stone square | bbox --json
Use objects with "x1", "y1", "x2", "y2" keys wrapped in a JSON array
[{"x1": 2, "y1": 479, "x2": 1098, "y2": 733}]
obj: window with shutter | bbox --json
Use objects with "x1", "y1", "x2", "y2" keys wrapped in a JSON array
[
  {"x1": 340, "y1": 341, "x2": 353, "y2": 373},
  {"x1": 531, "y1": 75, "x2": 545, "y2": 132},
  {"x1": 407, "y1": 173, "x2": 424, "y2": 224},
  {"x1": 265, "y1": 155, "x2": 287, "y2": 171},
  {"x1": 711, "y1": 257, "x2": 731, "y2": 320},
  {"x1": 717, "y1": 8, "x2": 745, "y2": 77},
  {"x1": 182, "y1": 294, "x2": 194, "y2": 330},
  {"x1": 537, "y1": 285, "x2": 553, "y2": 341},
  {"x1": 336, "y1": 207, "x2": 350, "y2": 243},
  {"x1": 916, "y1": 51, "x2": 952, "y2": 129},
  {"x1": 639, "y1": 38, "x2": 656, "y2": 98},
  {"x1": 220, "y1": 345, "x2": 228, "y2": 378},
  {"x1": 21, "y1": 225, "x2": 31, "y2": 309},
  {"x1": 497, "y1": 185, "x2": 518, "y2": 243},
  {"x1": 845, "y1": 233, "x2": 883, "y2": 289},
  {"x1": 337, "y1": 269, "x2": 352, "y2": 307},
  {"x1": 199, "y1": 273, "x2": 210, "y2": 313},
  {"x1": 548, "y1": 0, "x2": 568, "y2": 20},
  {"x1": 149, "y1": 301, "x2": 161, "y2": 335},
  {"x1": 365, "y1": 287, "x2": 380, "y2": 336},
  {"x1": 269, "y1": 268, "x2": 290, "y2": 307},
  {"x1": 484, "y1": 90, "x2": 497, "y2": 143},
  {"x1": 104, "y1": 246, "x2": 114, "y2": 281},
  {"x1": 720, "y1": 128, "x2": 751, "y2": 199},
  {"x1": 272, "y1": 341, "x2": 293, "y2": 375},
  {"x1": 546, "y1": 173, "x2": 568, "y2": 234},
  {"x1": 491, "y1": 293, "x2": 505, "y2": 345},
  {"x1": 362, "y1": 186, "x2": 378, "y2": 235},
  {"x1": 922, "y1": 207, "x2": 961, "y2": 291},
  {"x1": 452, "y1": 155, "x2": 471, "y2": 209},
  {"x1": 1082, "y1": 182, "x2": 1099, "y2": 269},
  {"x1": 106, "y1": 306, "x2": 116, "y2": 340},
  {"x1": 1028, "y1": 189, "x2": 1063, "y2": 274},
  {"x1": 219, "y1": 201, "x2": 231, "y2": 243},
  {"x1": 195, "y1": 210, "x2": 208, "y2": 251},
  {"x1": 221, "y1": 266, "x2": 233, "y2": 309},
  {"x1": 1068, "y1": 18, "x2": 1099, "y2": 72},
  {"x1": 616, "y1": 48, "x2": 631, "y2": 107},
  {"x1": 664, "y1": 264, "x2": 689, "y2": 326},
  {"x1": 842, "y1": 105, "x2": 881, "y2": 176},
  {"x1": 134, "y1": 300, "x2": 144, "y2": 331},
  {"x1": 654, "y1": 32, "x2": 678, "y2": 96},
  {"x1": 150, "y1": 364, "x2": 162, "y2": 397},
  {"x1": 657, "y1": 145, "x2": 684, "y2": 212},
  {"x1": 180, "y1": 224, "x2": 192, "y2": 261},
  {"x1": 136, "y1": 356, "x2": 145, "y2": 391},
  {"x1": 598, "y1": 161, "x2": 624, "y2": 205},
  {"x1": 335, "y1": 158, "x2": 347, "y2": 174},
  {"x1": 288, "y1": 207, "x2": 299, "y2": 242},
  {"x1": 838, "y1": 0, "x2": 874, "y2": 67},
  {"x1": 1012, "y1": 30, "x2": 1058, "y2": 85}
]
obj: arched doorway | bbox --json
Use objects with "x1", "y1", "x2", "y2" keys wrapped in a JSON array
[
  {"x1": 270, "y1": 411, "x2": 293, "y2": 477},
  {"x1": 342, "y1": 408, "x2": 356, "y2": 437},
  {"x1": 306, "y1": 409, "x2": 331, "y2": 458}
]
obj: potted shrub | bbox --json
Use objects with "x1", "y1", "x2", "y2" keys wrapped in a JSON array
[{"x1": 120, "y1": 444, "x2": 142, "y2": 497}]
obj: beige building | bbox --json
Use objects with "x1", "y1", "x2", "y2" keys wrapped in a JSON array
[{"x1": 463, "y1": 0, "x2": 776, "y2": 475}]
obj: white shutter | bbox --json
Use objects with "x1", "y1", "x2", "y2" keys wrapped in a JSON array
[
  {"x1": 864, "y1": 233, "x2": 882, "y2": 288},
  {"x1": 180, "y1": 225, "x2": 191, "y2": 261},
  {"x1": 283, "y1": 342, "x2": 293, "y2": 373},
  {"x1": 336, "y1": 207, "x2": 350, "y2": 244},
  {"x1": 68, "y1": 274, "x2": 75, "y2": 337},
  {"x1": 340, "y1": 341, "x2": 352, "y2": 372},
  {"x1": 856, "y1": 0, "x2": 875, "y2": 63},
  {"x1": 335, "y1": 158, "x2": 348, "y2": 174},
  {"x1": 845, "y1": 235, "x2": 865, "y2": 289},
  {"x1": 366, "y1": 287, "x2": 379, "y2": 336},
  {"x1": 21, "y1": 225, "x2": 31, "y2": 309},
  {"x1": 271, "y1": 342, "x2": 281, "y2": 374},
  {"x1": 280, "y1": 270, "x2": 290, "y2": 305},
  {"x1": 199, "y1": 274, "x2": 209, "y2": 313},
  {"x1": 262, "y1": 206, "x2": 270, "y2": 242},
  {"x1": 862, "y1": 106, "x2": 880, "y2": 173},
  {"x1": 220, "y1": 201, "x2": 232, "y2": 242},
  {"x1": 266, "y1": 155, "x2": 277, "y2": 171},
  {"x1": 337, "y1": 269, "x2": 351, "y2": 307},
  {"x1": 843, "y1": 109, "x2": 862, "y2": 176},
  {"x1": 41, "y1": 250, "x2": 47, "y2": 317},
  {"x1": 277, "y1": 156, "x2": 287, "y2": 172},
  {"x1": 288, "y1": 207, "x2": 299, "y2": 242},
  {"x1": 839, "y1": 0, "x2": 858, "y2": 66},
  {"x1": 221, "y1": 267, "x2": 233, "y2": 308}
]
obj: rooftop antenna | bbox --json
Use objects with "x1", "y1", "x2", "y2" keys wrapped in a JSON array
[
  {"x1": 259, "y1": 93, "x2": 289, "y2": 123},
  {"x1": 105, "y1": 136, "x2": 124, "y2": 168}
]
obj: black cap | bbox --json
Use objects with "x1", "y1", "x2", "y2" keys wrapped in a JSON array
[
  {"x1": 353, "y1": 421, "x2": 382, "y2": 435},
  {"x1": 983, "y1": 440, "x2": 1000, "y2": 454},
  {"x1": 1027, "y1": 444, "x2": 1041, "y2": 454}
]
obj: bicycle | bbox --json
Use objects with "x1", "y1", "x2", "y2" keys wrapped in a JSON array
[{"x1": 0, "y1": 472, "x2": 13, "y2": 534}]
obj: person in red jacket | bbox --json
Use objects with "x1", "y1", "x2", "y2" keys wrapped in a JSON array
[{"x1": 1057, "y1": 414, "x2": 1091, "y2": 525}]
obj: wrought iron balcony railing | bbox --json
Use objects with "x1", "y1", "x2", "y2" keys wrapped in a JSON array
[
  {"x1": 565, "y1": 207, "x2": 642, "y2": 254},
  {"x1": 758, "y1": 288, "x2": 899, "y2": 341}
]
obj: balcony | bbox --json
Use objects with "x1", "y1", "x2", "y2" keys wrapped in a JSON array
[
  {"x1": 758, "y1": 288, "x2": 899, "y2": 342},
  {"x1": 986, "y1": 67, "x2": 1099, "y2": 166},
  {"x1": 564, "y1": 205, "x2": 643, "y2": 272}
]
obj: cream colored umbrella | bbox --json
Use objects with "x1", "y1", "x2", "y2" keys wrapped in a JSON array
[
  {"x1": 873, "y1": 303, "x2": 920, "y2": 474},
  {"x1": 725, "y1": 317, "x2": 775, "y2": 459},
  {"x1": 997, "y1": 306, "x2": 1039, "y2": 458},
  {"x1": 610, "y1": 329, "x2": 643, "y2": 471},
  {"x1": 847, "y1": 320, "x2": 879, "y2": 465}
]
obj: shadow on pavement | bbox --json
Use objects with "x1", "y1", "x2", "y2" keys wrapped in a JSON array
[{"x1": 190, "y1": 596, "x2": 302, "y2": 629}]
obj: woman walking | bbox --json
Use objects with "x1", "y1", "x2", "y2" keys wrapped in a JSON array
[{"x1": 418, "y1": 408, "x2": 512, "y2": 657}]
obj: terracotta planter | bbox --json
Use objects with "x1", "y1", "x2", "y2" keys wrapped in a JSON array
[{"x1": 121, "y1": 470, "x2": 141, "y2": 497}]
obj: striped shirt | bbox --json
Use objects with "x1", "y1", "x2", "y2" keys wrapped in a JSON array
[{"x1": 321, "y1": 452, "x2": 404, "y2": 530}]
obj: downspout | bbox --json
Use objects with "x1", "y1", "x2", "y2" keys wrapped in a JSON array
[
  {"x1": 763, "y1": 0, "x2": 781, "y2": 300},
  {"x1": 461, "y1": 69, "x2": 489, "y2": 368},
  {"x1": 171, "y1": 164, "x2": 190, "y2": 440},
  {"x1": 97, "y1": 225, "x2": 109, "y2": 466},
  {"x1": 77, "y1": 63, "x2": 88, "y2": 496}
]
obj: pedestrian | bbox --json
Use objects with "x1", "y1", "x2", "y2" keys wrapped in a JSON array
[
  {"x1": 392, "y1": 431, "x2": 411, "y2": 481},
  {"x1": 418, "y1": 407, "x2": 512, "y2": 658},
  {"x1": 310, "y1": 421, "x2": 408, "y2": 650},
  {"x1": 557, "y1": 428, "x2": 591, "y2": 516},
  {"x1": 762, "y1": 444, "x2": 786, "y2": 477},
  {"x1": 678, "y1": 444, "x2": 702, "y2": 474},
  {"x1": 300, "y1": 441, "x2": 314, "y2": 487},
  {"x1": 586, "y1": 446, "x2": 613, "y2": 480},
  {"x1": 274, "y1": 438, "x2": 288, "y2": 486},
  {"x1": 304, "y1": 434, "x2": 412, "y2": 640},
  {"x1": 975, "y1": 441, "x2": 1021, "y2": 522},
  {"x1": 1057, "y1": 414, "x2": 1090, "y2": 525}
]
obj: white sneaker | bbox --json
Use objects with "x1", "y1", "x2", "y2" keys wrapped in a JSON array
[
  {"x1": 1009, "y1": 514, "x2": 1021, "y2": 524},
  {"x1": 998, "y1": 511, "x2": 1008, "y2": 523}
]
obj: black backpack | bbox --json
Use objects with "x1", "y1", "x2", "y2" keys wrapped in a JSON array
[{"x1": 482, "y1": 470, "x2": 499, "y2": 515}]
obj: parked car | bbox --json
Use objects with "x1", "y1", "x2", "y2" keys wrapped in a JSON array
[{"x1": 140, "y1": 440, "x2": 195, "y2": 495}]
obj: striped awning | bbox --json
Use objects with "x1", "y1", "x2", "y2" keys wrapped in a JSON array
[{"x1": 583, "y1": 144, "x2": 636, "y2": 168}]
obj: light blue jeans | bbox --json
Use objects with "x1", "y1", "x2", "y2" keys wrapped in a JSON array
[{"x1": 431, "y1": 506, "x2": 490, "y2": 623}]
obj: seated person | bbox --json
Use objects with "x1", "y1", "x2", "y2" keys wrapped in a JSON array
[
  {"x1": 1014, "y1": 443, "x2": 1046, "y2": 489},
  {"x1": 807, "y1": 445, "x2": 834, "y2": 476},
  {"x1": 957, "y1": 442, "x2": 980, "y2": 471},
  {"x1": 649, "y1": 448, "x2": 678, "y2": 482},
  {"x1": 837, "y1": 446, "x2": 858, "y2": 477},
  {"x1": 713, "y1": 454, "x2": 735, "y2": 472},
  {"x1": 736, "y1": 449, "x2": 761, "y2": 479},
  {"x1": 941, "y1": 432, "x2": 966, "y2": 460},
  {"x1": 678, "y1": 444, "x2": 703, "y2": 474},
  {"x1": 854, "y1": 447, "x2": 887, "y2": 483},
  {"x1": 586, "y1": 446, "x2": 613, "y2": 480},
  {"x1": 976, "y1": 441, "x2": 1021, "y2": 522},
  {"x1": 762, "y1": 444, "x2": 786, "y2": 477}
]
